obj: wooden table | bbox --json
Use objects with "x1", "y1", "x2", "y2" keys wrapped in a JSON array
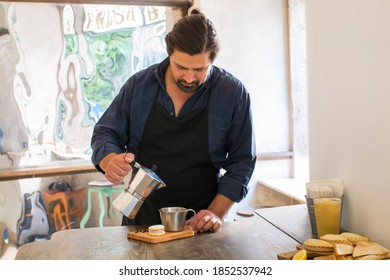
[
  {"x1": 255, "y1": 204, "x2": 313, "y2": 244},
  {"x1": 15, "y1": 208, "x2": 306, "y2": 260}
]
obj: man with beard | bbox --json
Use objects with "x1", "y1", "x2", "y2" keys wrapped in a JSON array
[{"x1": 91, "y1": 10, "x2": 256, "y2": 233}]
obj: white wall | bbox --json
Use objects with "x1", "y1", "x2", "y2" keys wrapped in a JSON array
[
  {"x1": 307, "y1": 0, "x2": 390, "y2": 247},
  {"x1": 196, "y1": 0, "x2": 293, "y2": 178}
]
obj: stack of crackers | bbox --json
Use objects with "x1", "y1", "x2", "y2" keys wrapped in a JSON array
[{"x1": 303, "y1": 232, "x2": 390, "y2": 260}]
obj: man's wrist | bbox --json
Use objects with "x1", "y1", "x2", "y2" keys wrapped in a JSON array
[
  {"x1": 207, "y1": 194, "x2": 234, "y2": 220},
  {"x1": 99, "y1": 153, "x2": 117, "y2": 172}
]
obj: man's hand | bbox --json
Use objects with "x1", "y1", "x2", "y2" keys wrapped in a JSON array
[
  {"x1": 187, "y1": 209, "x2": 222, "y2": 233},
  {"x1": 99, "y1": 152, "x2": 135, "y2": 184},
  {"x1": 187, "y1": 194, "x2": 234, "y2": 233}
]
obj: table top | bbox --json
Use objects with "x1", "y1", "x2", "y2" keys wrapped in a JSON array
[
  {"x1": 255, "y1": 204, "x2": 313, "y2": 244},
  {"x1": 15, "y1": 210, "x2": 303, "y2": 260}
]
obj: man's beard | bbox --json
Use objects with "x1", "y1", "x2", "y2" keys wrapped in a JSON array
[{"x1": 175, "y1": 79, "x2": 200, "y2": 94}]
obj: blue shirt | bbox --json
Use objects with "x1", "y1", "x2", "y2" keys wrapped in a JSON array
[{"x1": 91, "y1": 57, "x2": 256, "y2": 202}]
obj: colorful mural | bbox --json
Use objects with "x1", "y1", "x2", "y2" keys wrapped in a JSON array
[{"x1": 0, "y1": 3, "x2": 167, "y2": 167}]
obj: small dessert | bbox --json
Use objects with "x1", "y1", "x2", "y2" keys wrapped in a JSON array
[
  {"x1": 320, "y1": 234, "x2": 353, "y2": 246},
  {"x1": 303, "y1": 239, "x2": 335, "y2": 252},
  {"x1": 340, "y1": 232, "x2": 370, "y2": 245},
  {"x1": 148, "y1": 224, "x2": 165, "y2": 236}
]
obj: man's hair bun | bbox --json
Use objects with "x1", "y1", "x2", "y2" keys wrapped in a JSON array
[{"x1": 189, "y1": 8, "x2": 201, "y2": 15}]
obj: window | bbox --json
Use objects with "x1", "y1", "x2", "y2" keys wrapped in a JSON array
[{"x1": 0, "y1": 1, "x2": 186, "y2": 168}]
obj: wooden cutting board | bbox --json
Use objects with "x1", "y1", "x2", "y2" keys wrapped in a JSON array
[
  {"x1": 127, "y1": 228, "x2": 195, "y2": 244},
  {"x1": 277, "y1": 244, "x2": 333, "y2": 260}
]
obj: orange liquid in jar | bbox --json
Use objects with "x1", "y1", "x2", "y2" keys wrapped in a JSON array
[{"x1": 314, "y1": 198, "x2": 341, "y2": 237}]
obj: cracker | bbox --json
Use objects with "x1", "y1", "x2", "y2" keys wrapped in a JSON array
[
  {"x1": 304, "y1": 239, "x2": 335, "y2": 252},
  {"x1": 353, "y1": 254, "x2": 388, "y2": 260},
  {"x1": 334, "y1": 254, "x2": 353, "y2": 260},
  {"x1": 314, "y1": 255, "x2": 336, "y2": 260},
  {"x1": 320, "y1": 234, "x2": 353, "y2": 246},
  {"x1": 334, "y1": 243, "x2": 354, "y2": 256},
  {"x1": 340, "y1": 232, "x2": 370, "y2": 245},
  {"x1": 353, "y1": 241, "x2": 390, "y2": 258}
]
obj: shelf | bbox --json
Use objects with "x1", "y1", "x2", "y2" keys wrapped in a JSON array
[{"x1": 0, "y1": 159, "x2": 97, "y2": 181}]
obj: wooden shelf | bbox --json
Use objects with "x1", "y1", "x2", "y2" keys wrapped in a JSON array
[
  {"x1": 3, "y1": 0, "x2": 193, "y2": 8},
  {"x1": 0, "y1": 159, "x2": 97, "y2": 181}
]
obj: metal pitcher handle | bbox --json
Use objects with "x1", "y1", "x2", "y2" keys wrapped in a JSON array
[{"x1": 185, "y1": 209, "x2": 196, "y2": 224}]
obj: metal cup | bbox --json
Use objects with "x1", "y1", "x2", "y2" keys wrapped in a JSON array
[{"x1": 159, "y1": 207, "x2": 196, "y2": 232}]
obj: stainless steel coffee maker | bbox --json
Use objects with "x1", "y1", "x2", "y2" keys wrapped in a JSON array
[{"x1": 112, "y1": 161, "x2": 166, "y2": 219}]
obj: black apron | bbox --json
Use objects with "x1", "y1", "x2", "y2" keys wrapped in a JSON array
[{"x1": 122, "y1": 91, "x2": 218, "y2": 226}]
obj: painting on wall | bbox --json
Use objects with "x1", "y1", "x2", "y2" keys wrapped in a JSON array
[{"x1": 0, "y1": 2, "x2": 167, "y2": 168}]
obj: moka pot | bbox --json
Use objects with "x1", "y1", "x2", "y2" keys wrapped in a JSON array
[{"x1": 112, "y1": 162, "x2": 166, "y2": 219}]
